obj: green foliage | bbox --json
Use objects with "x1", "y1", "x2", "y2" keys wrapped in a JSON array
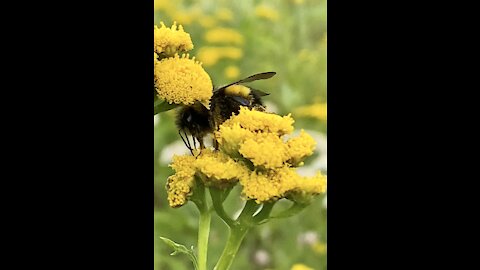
[{"x1": 159, "y1": 237, "x2": 199, "y2": 270}]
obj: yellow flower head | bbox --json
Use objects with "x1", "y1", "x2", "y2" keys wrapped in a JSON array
[
  {"x1": 154, "y1": 54, "x2": 213, "y2": 108},
  {"x1": 224, "y1": 65, "x2": 240, "y2": 80},
  {"x1": 166, "y1": 149, "x2": 251, "y2": 208},
  {"x1": 171, "y1": 11, "x2": 196, "y2": 26},
  {"x1": 291, "y1": 264, "x2": 314, "y2": 270},
  {"x1": 312, "y1": 242, "x2": 327, "y2": 255},
  {"x1": 221, "y1": 107, "x2": 294, "y2": 136},
  {"x1": 215, "y1": 122, "x2": 256, "y2": 157},
  {"x1": 154, "y1": 0, "x2": 174, "y2": 13},
  {"x1": 297, "y1": 172, "x2": 327, "y2": 194},
  {"x1": 194, "y1": 149, "x2": 249, "y2": 188},
  {"x1": 287, "y1": 171, "x2": 327, "y2": 204},
  {"x1": 204, "y1": 28, "x2": 244, "y2": 45},
  {"x1": 294, "y1": 102, "x2": 327, "y2": 121},
  {"x1": 215, "y1": 8, "x2": 234, "y2": 22},
  {"x1": 154, "y1": 22, "x2": 194, "y2": 56},
  {"x1": 197, "y1": 46, "x2": 243, "y2": 67},
  {"x1": 240, "y1": 167, "x2": 299, "y2": 203},
  {"x1": 286, "y1": 130, "x2": 317, "y2": 166},
  {"x1": 198, "y1": 15, "x2": 218, "y2": 28},
  {"x1": 239, "y1": 134, "x2": 288, "y2": 169},
  {"x1": 292, "y1": 0, "x2": 305, "y2": 5},
  {"x1": 254, "y1": 5, "x2": 280, "y2": 21},
  {"x1": 166, "y1": 155, "x2": 196, "y2": 208}
]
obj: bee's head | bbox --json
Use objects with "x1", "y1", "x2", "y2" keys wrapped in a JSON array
[{"x1": 175, "y1": 103, "x2": 211, "y2": 134}]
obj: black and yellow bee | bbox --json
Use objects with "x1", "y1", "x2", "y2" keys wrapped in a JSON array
[{"x1": 175, "y1": 72, "x2": 276, "y2": 154}]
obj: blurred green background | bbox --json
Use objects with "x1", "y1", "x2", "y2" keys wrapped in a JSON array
[{"x1": 154, "y1": 0, "x2": 326, "y2": 269}]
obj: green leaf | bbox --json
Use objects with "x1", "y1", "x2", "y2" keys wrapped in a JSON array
[
  {"x1": 270, "y1": 202, "x2": 308, "y2": 219},
  {"x1": 154, "y1": 99, "x2": 179, "y2": 115},
  {"x1": 159, "y1": 236, "x2": 199, "y2": 270}
]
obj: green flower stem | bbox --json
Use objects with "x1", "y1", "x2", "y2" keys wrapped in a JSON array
[
  {"x1": 210, "y1": 188, "x2": 236, "y2": 227},
  {"x1": 192, "y1": 183, "x2": 211, "y2": 270},
  {"x1": 213, "y1": 200, "x2": 263, "y2": 270},
  {"x1": 213, "y1": 225, "x2": 249, "y2": 270},
  {"x1": 197, "y1": 209, "x2": 211, "y2": 270}
]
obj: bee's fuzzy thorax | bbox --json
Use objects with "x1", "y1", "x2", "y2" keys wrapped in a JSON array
[{"x1": 225, "y1": 85, "x2": 251, "y2": 98}]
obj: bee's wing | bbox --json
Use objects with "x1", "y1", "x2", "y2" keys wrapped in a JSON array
[
  {"x1": 218, "y1": 72, "x2": 277, "y2": 89},
  {"x1": 235, "y1": 72, "x2": 276, "y2": 84},
  {"x1": 250, "y1": 88, "x2": 270, "y2": 96}
]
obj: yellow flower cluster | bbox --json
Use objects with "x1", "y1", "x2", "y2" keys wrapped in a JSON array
[
  {"x1": 224, "y1": 65, "x2": 240, "y2": 79},
  {"x1": 215, "y1": 107, "x2": 326, "y2": 203},
  {"x1": 154, "y1": 22, "x2": 193, "y2": 56},
  {"x1": 196, "y1": 46, "x2": 243, "y2": 67},
  {"x1": 154, "y1": 53, "x2": 213, "y2": 108},
  {"x1": 166, "y1": 149, "x2": 249, "y2": 207},
  {"x1": 166, "y1": 108, "x2": 326, "y2": 206},
  {"x1": 204, "y1": 28, "x2": 244, "y2": 45},
  {"x1": 287, "y1": 130, "x2": 317, "y2": 166},
  {"x1": 166, "y1": 155, "x2": 196, "y2": 208},
  {"x1": 254, "y1": 5, "x2": 280, "y2": 21},
  {"x1": 294, "y1": 102, "x2": 327, "y2": 121},
  {"x1": 215, "y1": 8, "x2": 234, "y2": 22},
  {"x1": 220, "y1": 107, "x2": 294, "y2": 135},
  {"x1": 312, "y1": 242, "x2": 327, "y2": 255},
  {"x1": 198, "y1": 15, "x2": 218, "y2": 28},
  {"x1": 291, "y1": 264, "x2": 314, "y2": 270},
  {"x1": 194, "y1": 149, "x2": 250, "y2": 188},
  {"x1": 154, "y1": 0, "x2": 174, "y2": 13},
  {"x1": 292, "y1": 0, "x2": 305, "y2": 4}
]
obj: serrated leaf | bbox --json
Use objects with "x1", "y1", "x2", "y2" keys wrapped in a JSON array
[
  {"x1": 160, "y1": 237, "x2": 199, "y2": 270},
  {"x1": 154, "y1": 99, "x2": 179, "y2": 115}
]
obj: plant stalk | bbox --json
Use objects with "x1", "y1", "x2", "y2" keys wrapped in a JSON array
[
  {"x1": 197, "y1": 208, "x2": 211, "y2": 270},
  {"x1": 192, "y1": 182, "x2": 211, "y2": 270},
  {"x1": 213, "y1": 225, "x2": 249, "y2": 270}
]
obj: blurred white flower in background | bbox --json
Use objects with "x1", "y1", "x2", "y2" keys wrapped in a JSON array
[
  {"x1": 159, "y1": 140, "x2": 190, "y2": 165},
  {"x1": 253, "y1": 249, "x2": 270, "y2": 266},
  {"x1": 297, "y1": 231, "x2": 318, "y2": 246},
  {"x1": 159, "y1": 136, "x2": 214, "y2": 165},
  {"x1": 264, "y1": 100, "x2": 279, "y2": 114}
]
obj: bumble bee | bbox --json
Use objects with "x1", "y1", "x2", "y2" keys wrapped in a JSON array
[{"x1": 175, "y1": 72, "x2": 276, "y2": 155}]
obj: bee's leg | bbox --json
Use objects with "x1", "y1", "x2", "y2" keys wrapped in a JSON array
[
  {"x1": 212, "y1": 124, "x2": 220, "y2": 150},
  {"x1": 193, "y1": 138, "x2": 203, "y2": 159},
  {"x1": 198, "y1": 137, "x2": 205, "y2": 149},
  {"x1": 193, "y1": 135, "x2": 197, "y2": 150},
  {"x1": 183, "y1": 130, "x2": 195, "y2": 156},
  {"x1": 179, "y1": 130, "x2": 194, "y2": 156}
]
